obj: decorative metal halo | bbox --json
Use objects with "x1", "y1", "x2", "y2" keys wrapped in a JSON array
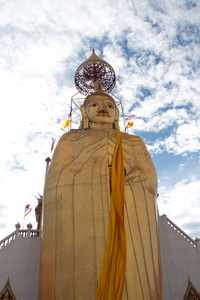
[{"x1": 75, "y1": 49, "x2": 116, "y2": 96}]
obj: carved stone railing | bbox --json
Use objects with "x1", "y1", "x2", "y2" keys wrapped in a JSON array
[
  {"x1": 164, "y1": 215, "x2": 198, "y2": 247},
  {"x1": 0, "y1": 223, "x2": 40, "y2": 250}
]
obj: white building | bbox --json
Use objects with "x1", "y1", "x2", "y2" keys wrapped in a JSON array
[{"x1": 1, "y1": 201, "x2": 200, "y2": 299}]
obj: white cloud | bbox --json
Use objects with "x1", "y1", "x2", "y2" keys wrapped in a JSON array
[{"x1": 158, "y1": 178, "x2": 200, "y2": 238}]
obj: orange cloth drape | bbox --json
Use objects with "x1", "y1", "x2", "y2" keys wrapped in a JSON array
[{"x1": 95, "y1": 130, "x2": 127, "y2": 300}]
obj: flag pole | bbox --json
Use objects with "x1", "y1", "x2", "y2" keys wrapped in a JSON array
[{"x1": 23, "y1": 216, "x2": 25, "y2": 229}]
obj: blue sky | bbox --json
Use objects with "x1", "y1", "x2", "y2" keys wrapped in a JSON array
[{"x1": 0, "y1": 0, "x2": 200, "y2": 239}]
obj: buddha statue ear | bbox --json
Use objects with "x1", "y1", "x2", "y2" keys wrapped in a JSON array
[
  {"x1": 80, "y1": 105, "x2": 89, "y2": 129},
  {"x1": 114, "y1": 108, "x2": 119, "y2": 130}
]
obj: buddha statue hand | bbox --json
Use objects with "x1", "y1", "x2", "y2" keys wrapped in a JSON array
[
  {"x1": 125, "y1": 167, "x2": 142, "y2": 182},
  {"x1": 125, "y1": 167, "x2": 157, "y2": 197}
]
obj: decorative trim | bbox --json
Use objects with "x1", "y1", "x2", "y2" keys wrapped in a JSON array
[
  {"x1": 184, "y1": 278, "x2": 200, "y2": 300},
  {"x1": 0, "y1": 226, "x2": 40, "y2": 250},
  {"x1": 0, "y1": 277, "x2": 17, "y2": 299},
  {"x1": 165, "y1": 216, "x2": 198, "y2": 247}
]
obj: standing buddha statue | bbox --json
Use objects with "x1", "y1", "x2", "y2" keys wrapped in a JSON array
[{"x1": 40, "y1": 50, "x2": 162, "y2": 300}]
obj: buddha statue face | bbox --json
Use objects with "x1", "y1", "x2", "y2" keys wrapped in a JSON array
[
  {"x1": 81, "y1": 92, "x2": 119, "y2": 129},
  {"x1": 85, "y1": 94, "x2": 116, "y2": 124}
]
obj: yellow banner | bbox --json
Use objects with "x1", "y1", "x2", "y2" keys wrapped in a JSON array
[
  {"x1": 127, "y1": 121, "x2": 134, "y2": 128},
  {"x1": 62, "y1": 119, "x2": 71, "y2": 130}
]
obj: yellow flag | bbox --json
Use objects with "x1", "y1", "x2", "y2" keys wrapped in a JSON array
[
  {"x1": 127, "y1": 121, "x2": 134, "y2": 128},
  {"x1": 95, "y1": 131, "x2": 126, "y2": 300},
  {"x1": 62, "y1": 119, "x2": 71, "y2": 130}
]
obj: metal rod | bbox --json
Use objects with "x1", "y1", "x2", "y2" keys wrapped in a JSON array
[{"x1": 110, "y1": 92, "x2": 126, "y2": 131}]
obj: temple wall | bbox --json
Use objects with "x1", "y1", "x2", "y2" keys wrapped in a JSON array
[
  {"x1": 159, "y1": 214, "x2": 200, "y2": 300},
  {"x1": 1, "y1": 216, "x2": 200, "y2": 300},
  {"x1": 0, "y1": 225, "x2": 41, "y2": 300}
]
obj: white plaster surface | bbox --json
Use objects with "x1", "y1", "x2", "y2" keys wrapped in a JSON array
[
  {"x1": 0, "y1": 231, "x2": 41, "y2": 300},
  {"x1": 159, "y1": 215, "x2": 200, "y2": 300},
  {"x1": 1, "y1": 216, "x2": 200, "y2": 300}
]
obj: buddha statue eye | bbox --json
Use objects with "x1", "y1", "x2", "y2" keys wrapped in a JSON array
[
  {"x1": 90, "y1": 103, "x2": 97, "y2": 107},
  {"x1": 107, "y1": 104, "x2": 114, "y2": 108}
]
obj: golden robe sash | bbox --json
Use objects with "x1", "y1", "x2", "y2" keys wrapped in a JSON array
[{"x1": 95, "y1": 130, "x2": 127, "y2": 300}]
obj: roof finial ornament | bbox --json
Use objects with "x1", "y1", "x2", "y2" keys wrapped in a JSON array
[
  {"x1": 75, "y1": 49, "x2": 116, "y2": 96},
  {"x1": 94, "y1": 80, "x2": 103, "y2": 93}
]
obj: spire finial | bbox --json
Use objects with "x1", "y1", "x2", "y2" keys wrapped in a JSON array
[
  {"x1": 94, "y1": 80, "x2": 103, "y2": 93},
  {"x1": 75, "y1": 50, "x2": 116, "y2": 96}
]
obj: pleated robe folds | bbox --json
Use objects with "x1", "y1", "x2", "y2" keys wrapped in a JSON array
[{"x1": 40, "y1": 128, "x2": 162, "y2": 300}]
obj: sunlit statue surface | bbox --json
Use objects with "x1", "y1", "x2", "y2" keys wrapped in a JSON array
[{"x1": 41, "y1": 52, "x2": 161, "y2": 300}]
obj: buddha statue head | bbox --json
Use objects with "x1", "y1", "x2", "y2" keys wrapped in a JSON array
[{"x1": 80, "y1": 81, "x2": 119, "y2": 129}]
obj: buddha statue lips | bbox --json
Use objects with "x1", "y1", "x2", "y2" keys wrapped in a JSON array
[{"x1": 96, "y1": 110, "x2": 110, "y2": 117}]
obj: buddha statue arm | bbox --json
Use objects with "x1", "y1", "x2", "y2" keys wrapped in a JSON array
[
  {"x1": 124, "y1": 136, "x2": 158, "y2": 197},
  {"x1": 44, "y1": 133, "x2": 75, "y2": 191}
]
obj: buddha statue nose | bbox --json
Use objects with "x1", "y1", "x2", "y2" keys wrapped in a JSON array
[{"x1": 97, "y1": 102, "x2": 108, "y2": 113}]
